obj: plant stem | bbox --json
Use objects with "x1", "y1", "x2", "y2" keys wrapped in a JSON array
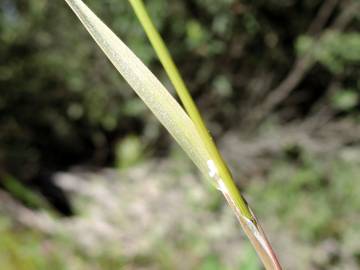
[
  {"x1": 128, "y1": 1, "x2": 282, "y2": 269},
  {"x1": 64, "y1": 0, "x2": 282, "y2": 268},
  {"x1": 128, "y1": 0, "x2": 251, "y2": 220}
]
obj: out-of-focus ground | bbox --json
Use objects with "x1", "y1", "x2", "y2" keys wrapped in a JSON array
[
  {"x1": 1, "y1": 122, "x2": 359, "y2": 269},
  {"x1": 1, "y1": 1, "x2": 360, "y2": 269}
]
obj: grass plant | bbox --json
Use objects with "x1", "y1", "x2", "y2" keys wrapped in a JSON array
[{"x1": 64, "y1": 0, "x2": 282, "y2": 268}]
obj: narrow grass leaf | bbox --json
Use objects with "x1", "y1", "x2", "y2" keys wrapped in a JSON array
[
  {"x1": 64, "y1": 1, "x2": 282, "y2": 269},
  {"x1": 64, "y1": 0, "x2": 213, "y2": 180},
  {"x1": 128, "y1": 1, "x2": 282, "y2": 269}
]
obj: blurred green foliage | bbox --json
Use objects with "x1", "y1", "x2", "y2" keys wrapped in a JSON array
[
  {"x1": 296, "y1": 32, "x2": 360, "y2": 74},
  {"x1": 0, "y1": 214, "x2": 259, "y2": 270},
  {"x1": 0, "y1": 1, "x2": 359, "y2": 269},
  {"x1": 0, "y1": 0, "x2": 160, "y2": 182},
  {"x1": 0, "y1": 215, "x2": 127, "y2": 270},
  {"x1": 249, "y1": 152, "x2": 360, "y2": 243},
  {"x1": 1, "y1": 0, "x2": 359, "y2": 184},
  {"x1": 1, "y1": 150, "x2": 359, "y2": 269},
  {"x1": 2, "y1": 175, "x2": 47, "y2": 209},
  {"x1": 0, "y1": 217, "x2": 63, "y2": 270}
]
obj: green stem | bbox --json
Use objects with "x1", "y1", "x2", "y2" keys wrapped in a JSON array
[
  {"x1": 128, "y1": 0, "x2": 253, "y2": 221},
  {"x1": 64, "y1": 0, "x2": 282, "y2": 268}
]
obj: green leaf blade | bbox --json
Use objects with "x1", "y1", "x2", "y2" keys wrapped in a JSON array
[
  {"x1": 64, "y1": 0, "x2": 213, "y2": 182},
  {"x1": 64, "y1": 1, "x2": 282, "y2": 269}
]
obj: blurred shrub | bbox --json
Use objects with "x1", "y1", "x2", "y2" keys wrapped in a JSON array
[
  {"x1": 249, "y1": 152, "x2": 360, "y2": 242},
  {"x1": 296, "y1": 31, "x2": 360, "y2": 74},
  {"x1": 0, "y1": 1, "x2": 157, "y2": 183},
  {"x1": 0, "y1": 0, "x2": 359, "y2": 188}
]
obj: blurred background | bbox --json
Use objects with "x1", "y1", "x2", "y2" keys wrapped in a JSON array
[{"x1": 0, "y1": 0, "x2": 359, "y2": 269}]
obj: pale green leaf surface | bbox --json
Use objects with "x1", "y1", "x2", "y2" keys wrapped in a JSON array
[
  {"x1": 63, "y1": 1, "x2": 282, "y2": 269},
  {"x1": 64, "y1": 0, "x2": 214, "y2": 184}
]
